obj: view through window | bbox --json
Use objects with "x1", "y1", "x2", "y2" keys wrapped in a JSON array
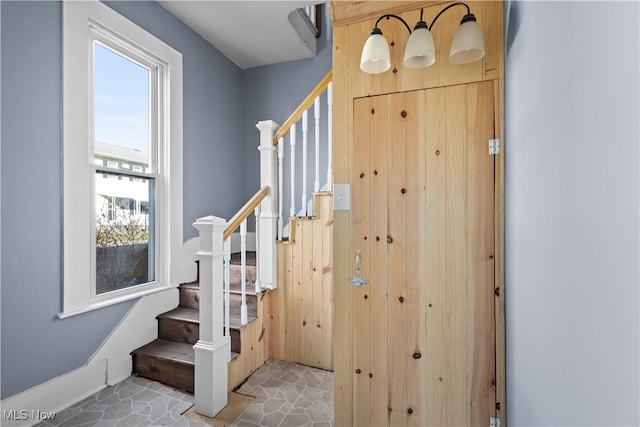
[{"x1": 93, "y1": 42, "x2": 156, "y2": 295}]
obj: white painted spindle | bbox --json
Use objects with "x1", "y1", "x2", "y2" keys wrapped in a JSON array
[
  {"x1": 314, "y1": 96, "x2": 321, "y2": 193},
  {"x1": 253, "y1": 205, "x2": 262, "y2": 293},
  {"x1": 223, "y1": 238, "x2": 231, "y2": 360},
  {"x1": 254, "y1": 206, "x2": 261, "y2": 294},
  {"x1": 301, "y1": 111, "x2": 308, "y2": 216},
  {"x1": 289, "y1": 123, "x2": 297, "y2": 217},
  {"x1": 277, "y1": 138, "x2": 284, "y2": 240},
  {"x1": 327, "y1": 81, "x2": 333, "y2": 189},
  {"x1": 240, "y1": 219, "x2": 248, "y2": 325}
]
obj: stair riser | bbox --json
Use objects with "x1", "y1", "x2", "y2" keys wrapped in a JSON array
[
  {"x1": 229, "y1": 265, "x2": 256, "y2": 290},
  {"x1": 132, "y1": 353, "x2": 194, "y2": 393},
  {"x1": 158, "y1": 318, "x2": 199, "y2": 344},
  {"x1": 157, "y1": 315, "x2": 246, "y2": 353},
  {"x1": 230, "y1": 328, "x2": 241, "y2": 354},
  {"x1": 179, "y1": 287, "x2": 199, "y2": 309},
  {"x1": 181, "y1": 287, "x2": 258, "y2": 318},
  {"x1": 228, "y1": 293, "x2": 258, "y2": 319}
]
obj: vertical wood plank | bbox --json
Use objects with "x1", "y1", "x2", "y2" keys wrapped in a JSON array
[
  {"x1": 291, "y1": 220, "x2": 303, "y2": 362},
  {"x1": 283, "y1": 241, "x2": 295, "y2": 361},
  {"x1": 494, "y1": 74, "x2": 507, "y2": 424},
  {"x1": 321, "y1": 194, "x2": 334, "y2": 370},
  {"x1": 403, "y1": 90, "x2": 427, "y2": 427},
  {"x1": 368, "y1": 94, "x2": 389, "y2": 424},
  {"x1": 443, "y1": 84, "x2": 469, "y2": 426},
  {"x1": 309, "y1": 196, "x2": 324, "y2": 367},
  {"x1": 301, "y1": 218, "x2": 315, "y2": 366},
  {"x1": 465, "y1": 80, "x2": 496, "y2": 425},
  {"x1": 387, "y1": 91, "x2": 408, "y2": 427},
  {"x1": 424, "y1": 85, "x2": 447, "y2": 426},
  {"x1": 352, "y1": 97, "x2": 371, "y2": 427}
]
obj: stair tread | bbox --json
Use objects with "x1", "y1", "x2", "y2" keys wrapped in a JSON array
[
  {"x1": 229, "y1": 313, "x2": 257, "y2": 328},
  {"x1": 132, "y1": 339, "x2": 194, "y2": 365},
  {"x1": 158, "y1": 307, "x2": 199, "y2": 323},
  {"x1": 229, "y1": 251, "x2": 256, "y2": 265},
  {"x1": 178, "y1": 281, "x2": 259, "y2": 296},
  {"x1": 156, "y1": 306, "x2": 256, "y2": 328}
]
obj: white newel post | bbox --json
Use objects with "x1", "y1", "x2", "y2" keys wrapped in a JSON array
[
  {"x1": 193, "y1": 215, "x2": 229, "y2": 417},
  {"x1": 256, "y1": 120, "x2": 279, "y2": 289}
]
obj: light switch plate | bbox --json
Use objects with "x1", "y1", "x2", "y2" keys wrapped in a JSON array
[{"x1": 333, "y1": 184, "x2": 350, "y2": 211}]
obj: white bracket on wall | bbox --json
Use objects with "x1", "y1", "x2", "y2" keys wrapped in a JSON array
[
  {"x1": 489, "y1": 139, "x2": 501, "y2": 155},
  {"x1": 490, "y1": 417, "x2": 501, "y2": 427}
]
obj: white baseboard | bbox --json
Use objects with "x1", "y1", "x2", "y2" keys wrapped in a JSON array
[
  {"x1": 0, "y1": 360, "x2": 107, "y2": 427},
  {"x1": 0, "y1": 285, "x2": 179, "y2": 426}
]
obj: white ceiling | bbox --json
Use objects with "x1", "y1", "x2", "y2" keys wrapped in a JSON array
[{"x1": 157, "y1": 1, "x2": 323, "y2": 69}]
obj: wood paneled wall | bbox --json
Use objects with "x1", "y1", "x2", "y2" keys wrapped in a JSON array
[
  {"x1": 268, "y1": 193, "x2": 334, "y2": 370},
  {"x1": 331, "y1": 1, "x2": 505, "y2": 425}
]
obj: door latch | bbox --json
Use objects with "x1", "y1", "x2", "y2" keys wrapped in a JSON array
[
  {"x1": 350, "y1": 249, "x2": 367, "y2": 286},
  {"x1": 350, "y1": 276, "x2": 367, "y2": 286}
]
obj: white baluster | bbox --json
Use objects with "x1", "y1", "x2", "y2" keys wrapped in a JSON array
[
  {"x1": 301, "y1": 110, "x2": 308, "y2": 216},
  {"x1": 277, "y1": 138, "x2": 284, "y2": 240},
  {"x1": 254, "y1": 206, "x2": 261, "y2": 294},
  {"x1": 327, "y1": 82, "x2": 333, "y2": 189},
  {"x1": 289, "y1": 123, "x2": 297, "y2": 217},
  {"x1": 314, "y1": 96, "x2": 321, "y2": 193},
  {"x1": 223, "y1": 238, "x2": 231, "y2": 360},
  {"x1": 240, "y1": 219, "x2": 248, "y2": 325}
]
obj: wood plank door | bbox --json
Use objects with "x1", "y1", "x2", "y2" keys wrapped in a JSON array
[{"x1": 349, "y1": 80, "x2": 496, "y2": 426}]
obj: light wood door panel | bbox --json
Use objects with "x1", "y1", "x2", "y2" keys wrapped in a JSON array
[{"x1": 349, "y1": 81, "x2": 496, "y2": 426}]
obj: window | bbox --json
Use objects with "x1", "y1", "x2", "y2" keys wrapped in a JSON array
[{"x1": 61, "y1": 1, "x2": 183, "y2": 317}]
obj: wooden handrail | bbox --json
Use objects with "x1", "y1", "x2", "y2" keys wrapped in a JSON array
[
  {"x1": 224, "y1": 186, "x2": 270, "y2": 240},
  {"x1": 273, "y1": 70, "x2": 333, "y2": 145}
]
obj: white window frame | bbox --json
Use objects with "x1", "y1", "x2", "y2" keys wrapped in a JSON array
[{"x1": 60, "y1": 0, "x2": 183, "y2": 318}]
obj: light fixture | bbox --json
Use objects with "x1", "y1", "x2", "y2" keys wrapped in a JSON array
[{"x1": 360, "y1": 2, "x2": 485, "y2": 74}]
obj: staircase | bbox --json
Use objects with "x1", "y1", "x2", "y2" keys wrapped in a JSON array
[{"x1": 131, "y1": 253, "x2": 258, "y2": 393}]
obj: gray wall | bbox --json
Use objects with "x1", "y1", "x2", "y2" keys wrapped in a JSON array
[
  {"x1": 241, "y1": 4, "x2": 333, "y2": 214},
  {"x1": 0, "y1": 0, "x2": 244, "y2": 399},
  {"x1": 505, "y1": 1, "x2": 639, "y2": 425}
]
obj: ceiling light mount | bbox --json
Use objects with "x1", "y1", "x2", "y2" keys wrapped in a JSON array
[{"x1": 360, "y1": 2, "x2": 485, "y2": 74}]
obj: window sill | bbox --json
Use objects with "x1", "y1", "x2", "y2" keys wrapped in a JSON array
[{"x1": 57, "y1": 284, "x2": 178, "y2": 319}]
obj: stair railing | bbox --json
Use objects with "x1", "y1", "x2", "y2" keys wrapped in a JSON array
[
  {"x1": 270, "y1": 71, "x2": 333, "y2": 239},
  {"x1": 192, "y1": 71, "x2": 331, "y2": 418},
  {"x1": 223, "y1": 186, "x2": 269, "y2": 326},
  {"x1": 193, "y1": 185, "x2": 271, "y2": 418}
]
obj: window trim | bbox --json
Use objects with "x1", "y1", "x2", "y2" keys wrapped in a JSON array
[{"x1": 60, "y1": 0, "x2": 183, "y2": 318}]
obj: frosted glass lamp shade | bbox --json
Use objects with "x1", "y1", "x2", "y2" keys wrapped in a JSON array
[
  {"x1": 360, "y1": 28, "x2": 391, "y2": 74},
  {"x1": 403, "y1": 21, "x2": 435, "y2": 69},
  {"x1": 449, "y1": 15, "x2": 485, "y2": 64}
]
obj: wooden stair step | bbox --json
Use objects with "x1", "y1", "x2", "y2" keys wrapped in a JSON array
[
  {"x1": 157, "y1": 307, "x2": 199, "y2": 344},
  {"x1": 179, "y1": 283, "x2": 200, "y2": 309},
  {"x1": 131, "y1": 339, "x2": 194, "y2": 392},
  {"x1": 227, "y1": 292, "x2": 258, "y2": 318},
  {"x1": 229, "y1": 251, "x2": 256, "y2": 265}
]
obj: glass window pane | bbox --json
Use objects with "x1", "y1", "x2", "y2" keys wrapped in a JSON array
[
  {"x1": 93, "y1": 42, "x2": 150, "y2": 169},
  {"x1": 95, "y1": 170, "x2": 155, "y2": 294}
]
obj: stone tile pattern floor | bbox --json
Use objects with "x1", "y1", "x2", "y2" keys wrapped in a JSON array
[
  {"x1": 230, "y1": 359, "x2": 334, "y2": 427},
  {"x1": 35, "y1": 359, "x2": 333, "y2": 427},
  {"x1": 36, "y1": 376, "x2": 208, "y2": 427}
]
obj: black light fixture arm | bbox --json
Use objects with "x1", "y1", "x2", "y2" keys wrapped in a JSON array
[
  {"x1": 373, "y1": 14, "x2": 413, "y2": 34},
  {"x1": 428, "y1": 2, "x2": 472, "y2": 31}
]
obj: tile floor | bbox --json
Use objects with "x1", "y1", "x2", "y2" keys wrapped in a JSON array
[
  {"x1": 36, "y1": 359, "x2": 333, "y2": 427},
  {"x1": 230, "y1": 359, "x2": 334, "y2": 427}
]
